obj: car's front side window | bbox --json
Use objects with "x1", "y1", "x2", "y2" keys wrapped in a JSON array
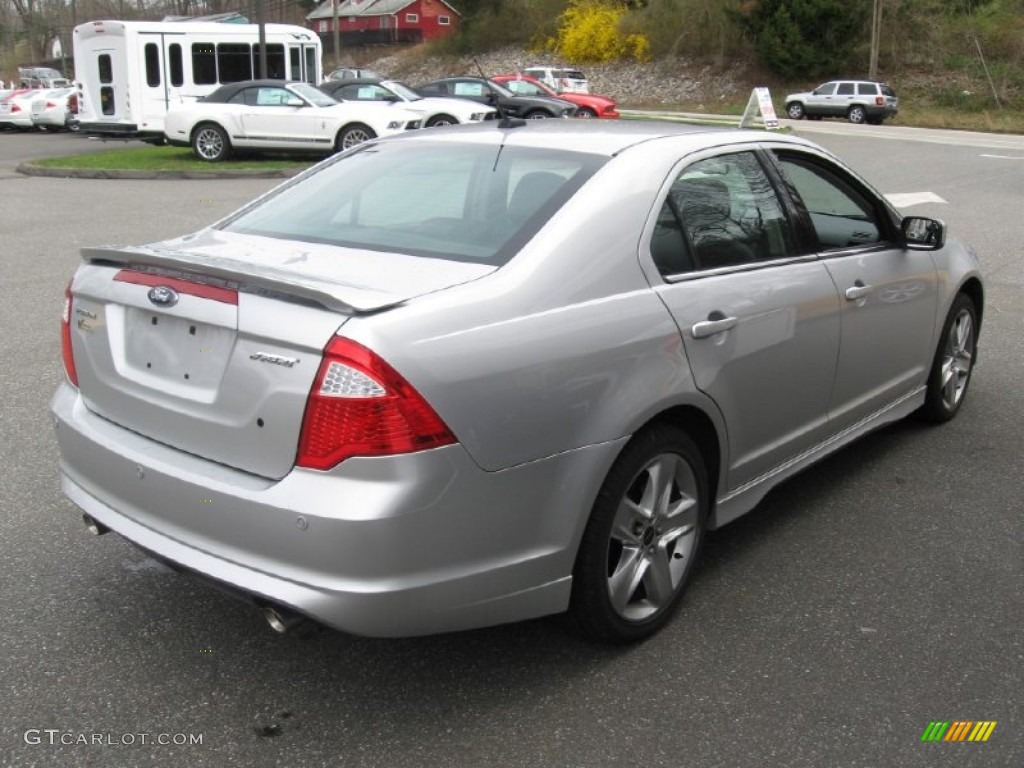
[
  {"x1": 773, "y1": 152, "x2": 889, "y2": 251},
  {"x1": 650, "y1": 151, "x2": 794, "y2": 276},
  {"x1": 813, "y1": 83, "x2": 837, "y2": 96}
]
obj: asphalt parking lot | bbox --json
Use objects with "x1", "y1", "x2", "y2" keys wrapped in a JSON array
[{"x1": 0, "y1": 125, "x2": 1021, "y2": 767}]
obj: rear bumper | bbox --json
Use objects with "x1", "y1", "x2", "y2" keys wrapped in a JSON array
[
  {"x1": 79, "y1": 122, "x2": 163, "y2": 140},
  {"x1": 51, "y1": 383, "x2": 622, "y2": 636}
]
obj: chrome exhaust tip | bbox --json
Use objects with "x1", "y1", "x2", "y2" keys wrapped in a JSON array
[
  {"x1": 260, "y1": 603, "x2": 307, "y2": 634},
  {"x1": 82, "y1": 513, "x2": 110, "y2": 536}
]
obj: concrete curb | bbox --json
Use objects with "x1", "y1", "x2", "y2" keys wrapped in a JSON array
[{"x1": 16, "y1": 162, "x2": 305, "y2": 180}]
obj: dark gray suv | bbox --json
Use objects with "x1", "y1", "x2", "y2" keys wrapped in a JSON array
[{"x1": 785, "y1": 80, "x2": 899, "y2": 124}]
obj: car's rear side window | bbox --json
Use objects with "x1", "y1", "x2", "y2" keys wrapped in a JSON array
[
  {"x1": 222, "y1": 142, "x2": 606, "y2": 265},
  {"x1": 652, "y1": 151, "x2": 794, "y2": 275}
]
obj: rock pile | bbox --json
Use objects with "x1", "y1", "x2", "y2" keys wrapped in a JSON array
[{"x1": 351, "y1": 46, "x2": 752, "y2": 108}]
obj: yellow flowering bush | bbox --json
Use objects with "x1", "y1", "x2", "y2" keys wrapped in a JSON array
[{"x1": 545, "y1": 0, "x2": 651, "y2": 63}]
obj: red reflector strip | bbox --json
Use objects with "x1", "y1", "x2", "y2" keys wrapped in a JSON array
[{"x1": 114, "y1": 269, "x2": 238, "y2": 305}]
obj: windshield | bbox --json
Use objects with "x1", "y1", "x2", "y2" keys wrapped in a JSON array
[
  {"x1": 385, "y1": 81, "x2": 423, "y2": 102},
  {"x1": 291, "y1": 82, "x2": 337, "y2": 107},
  {"x1": 486, "y1": 80, "x2": 515, "y2": 98},
  {"x1": 221, "y1": 140, "x2": 605, "y2": 265}
]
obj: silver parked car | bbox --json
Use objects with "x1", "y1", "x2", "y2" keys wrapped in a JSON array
[{"x1": 53, "y1": 122, "x2": 982, "y2": 643}]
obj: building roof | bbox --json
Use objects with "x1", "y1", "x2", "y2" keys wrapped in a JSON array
[{"x1": 307, "y1": 0, "x2": 461, "y2": 22}]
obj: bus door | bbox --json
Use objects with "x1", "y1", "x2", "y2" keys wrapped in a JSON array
[
  {"x1": 138, "y1": 33, "x2": 186, "y2": 133},
  {"x1": 87, "y1": 47, "x2": 129, "y2": 126},
  {"x1": 288, "y1": 43, "x2": 320, "y2": 84}
]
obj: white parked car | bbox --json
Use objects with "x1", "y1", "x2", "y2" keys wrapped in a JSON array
[
  {"x1": 318, "y1": 78, "x2": 498, "y2": 128},
  {"x1": 1, "y1": 88, "x2": 62, "y2": 130},
  {"x1": 31, "y1": 88, "x2": 79, "y2": 131},
  {"x1": 163, "y1": 80, "x2": 422, "y2": 162},
  {"x1": 522, "y1": 66, "x2": 590, "y2": 94}
]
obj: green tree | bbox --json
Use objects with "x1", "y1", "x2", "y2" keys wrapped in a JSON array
[{"x1": 735, "y1": 0, "x2": 867, "y2": 80}]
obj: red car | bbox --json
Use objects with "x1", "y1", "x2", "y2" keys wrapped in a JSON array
[{"x1": 492, "y1": 74, "x2": 620, "y2": 119}]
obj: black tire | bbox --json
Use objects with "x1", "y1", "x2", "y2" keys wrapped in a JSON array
[
  {"x1": 525, "y1": 110, "x2": 550, "y2": 119},
  {"x1": 786, "y1": 102, "x2": 805, "y2": 120},
  {"x1": 576, "y1": 107, "x2": 597, "y2": 119},
  {"x1": 335, "y1": 123, "x2": 376, "y2": 151},
  {"x1": 918, "y1": 293, "x2": 978, "y2": 423},
  {"x1": 571, "y1": 424, "x2": 708, "y2": 643},
  {"x1": 426, "y1": 114, "x2": 457, "y2": 128},
  {"x1": 847, "y1": 105, "x2": 867, "y2": 124},
  {"x1": 191, "y1": 123, "x2": 231, "y2": 162}
]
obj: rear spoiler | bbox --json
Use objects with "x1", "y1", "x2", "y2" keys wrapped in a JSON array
[{"x1": 81, "y1": 244, "x2": 406, "y2": 314}]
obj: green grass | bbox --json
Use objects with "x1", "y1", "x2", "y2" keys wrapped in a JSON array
[{"x1": 32, "y1": 145, "x2": 316, "y2": 172}]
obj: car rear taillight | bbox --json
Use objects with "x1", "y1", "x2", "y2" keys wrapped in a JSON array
[
  {"x1": 69, "y1": 94, "x2": 78, "y2": 112},
  {"x1": 876, "y1": 96, "x2": 884, "y2": 105},
  {"x1": 11, "y1": 103, "x2": 20, "y2": 113},
  {"x1": 61, "y1": 281, "x2": 78, "y2": 387},
  {"x1": 296, "y1": 337, "x2": 456, "y2": 470},
  {"x1": 45, "y1": 101, "x2": 58, "y2": 108}
]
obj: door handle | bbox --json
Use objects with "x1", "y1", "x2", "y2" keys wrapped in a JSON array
[
  {"x1": 691, "y1": 315, "x2": 738, "y2": 339},
  {"x1": 845, "y1": 282, "x2": 873, "y2": 301}
]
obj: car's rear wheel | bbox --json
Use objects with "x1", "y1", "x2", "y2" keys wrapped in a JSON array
[
  {"x1": 192, "y1": 123, "x2": 230, "y2": 162},
  {"x1": 847, "y1": 105, "x2": 867, "y2": 124},
  {"x1": 786, "y1": 102, "x2": 805, "y2": 120},
  {"x1": 919, "y1": 293, "x2": 978, "y2": 423},
  {"x1": 426, "y1": 114, "x2": 457, "y2": 128},
  {"x1": 571, "y1": 424, "x2": 707, "y2": 643},
  {"x1": 336, "y1": 123, "x2": 376, "y2": 151},
  {"x1": 576, "y1": 107, "x2": 597, "y2": 119}
]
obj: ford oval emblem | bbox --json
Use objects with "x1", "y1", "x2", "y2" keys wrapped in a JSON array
[{"x1": 147, "y1": 285, "x2": 179, "y2": 307}]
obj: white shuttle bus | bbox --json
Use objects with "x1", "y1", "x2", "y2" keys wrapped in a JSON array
[{"x1": 73, "y1": 19, "x2": 322, "y2": 140}]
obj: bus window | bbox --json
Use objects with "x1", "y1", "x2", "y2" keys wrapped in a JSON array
[
  {"x1": 144, "y1": 43, "x2": 160, "y2": 87},
  {"x1": 169, "y1": 44, "x2": 183, "y2": 87},
  {"x1": 252, "y1": 44, "x2": 286, "y2": 79},
  {"x1": 304, "y1": 46, "x2": 317, "y2": 83},
  {"x1": 217, "y1": 43, "x2": 252, "y2": 83},
  {"x1": 98, "y1": 54, "x2": 112, "y2": 84},
  {"x1": 192, "y1": 43, "x2": 216, "y2": 85}
]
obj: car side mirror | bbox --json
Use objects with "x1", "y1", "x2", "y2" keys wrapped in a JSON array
[
  {"x1": 901, "y1": 216, "x2": 945, "y2": 250},
  {"x1": 285, "y1": 97, "x2": 306, "y2": 107}
]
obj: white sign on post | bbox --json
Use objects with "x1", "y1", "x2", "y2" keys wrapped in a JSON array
[{"x1": 739, "y1": 87, "x2": 780, "y2": 130}]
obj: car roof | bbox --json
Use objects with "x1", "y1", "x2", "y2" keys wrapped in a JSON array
[
  {"x1": 383, "y1": 118, "x2": 813, "y2": 157},
  {"x1": 203, "y1": 80, "x2": 305, "y2": 102},
  {"x1": 322, "y1": 78, "x2": 386, "y2": 89}
]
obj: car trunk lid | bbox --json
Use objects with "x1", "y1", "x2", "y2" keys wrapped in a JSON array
[{"x1": 69, "y1": 233, "x2": 494, "y2": 479}]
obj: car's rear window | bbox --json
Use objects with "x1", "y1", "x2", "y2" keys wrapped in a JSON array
[{"x1": 221, "y1": 140, "x2": 606, "y2": 265}]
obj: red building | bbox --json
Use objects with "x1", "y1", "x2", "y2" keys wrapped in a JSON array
[{"x1": 307, "y1": 0, "x2": 460, "y2": 44}]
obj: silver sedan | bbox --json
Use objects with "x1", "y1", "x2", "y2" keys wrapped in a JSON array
[{"x1": 53, "y1": 121, "x2": 982, "y2": 642}]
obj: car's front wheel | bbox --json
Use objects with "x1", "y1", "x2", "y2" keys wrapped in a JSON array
[
  {"x1": 919, "y1": 293, "x2": 978, "y2": 423},
  {"x1": 847, "y1": 105, "x2": 867, "y2": 124},
  {"x1": 525, "y1": 110, "x2": 550, "y2": 119},
  {"x1": 335, "y1": 123, "x2": 376, "y2": 151},
  {"x1": 191, "y1": 123, "x2": 231, "y2": 162},
  {"x1": 426, "y1": 114, "x2": 457, "y2": 128},
  {"x1": 571, "y1": 424, "x2": 708, "y2": 643},
  {"x1": 786, "y1": 102, "x2": 806, "y2": 120}
]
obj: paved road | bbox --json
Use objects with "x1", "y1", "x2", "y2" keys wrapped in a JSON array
[{"x1": 0, "y1": 125, "x2": 1020, "y2": 768}]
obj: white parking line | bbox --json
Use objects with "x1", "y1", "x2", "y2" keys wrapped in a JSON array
[
  {"x1": 885, "y1": 192, "x2": 948, "y2": 207},
  {"x1": 980, "y1": 154, "x2": 1024, "y2": 160}
]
